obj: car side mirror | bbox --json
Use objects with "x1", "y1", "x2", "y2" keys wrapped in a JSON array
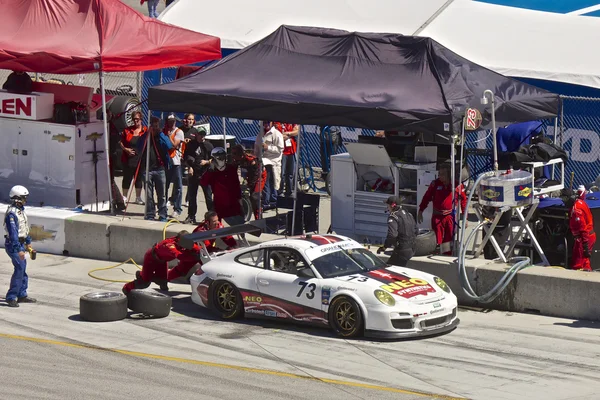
[{"x1": 296, "y1": 268, "x2": 313, "y2": 278}]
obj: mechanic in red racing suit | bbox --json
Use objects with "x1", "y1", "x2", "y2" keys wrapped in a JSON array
[
  {"x1": 231, "y1": 144, "x2": 267, "y2": 220},
  {"x1": 122, "y1": 230, "x2": 200, "y2": 294},
  {"x1": 417, "y1": 165, "x2": 467, "y2": 255},
  {"x1": 568, "y1": 186, "x2": 596, "y2": 271},
  {"x1": 193, "y1": 211, "x2": 238, "y2": 253}
]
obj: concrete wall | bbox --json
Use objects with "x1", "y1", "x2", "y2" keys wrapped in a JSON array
[{"x1": 37, "y1": 213, "x2": 600, "y2": 322}]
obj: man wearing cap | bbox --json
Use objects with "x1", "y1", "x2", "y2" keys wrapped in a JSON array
[
  {"x1": 183, "y1": 127, "x2": 214, "y2": 224},
  {"x1": 567, "y1": 185, "x2": 596, "y2": 271},
  {"x1": 377, "y1": 196, "x2": 418, "y2": 266}
]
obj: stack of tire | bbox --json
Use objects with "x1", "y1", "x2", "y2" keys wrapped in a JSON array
[{"x1": 79, "y1": 289, "x2": 172, "y2": 322}]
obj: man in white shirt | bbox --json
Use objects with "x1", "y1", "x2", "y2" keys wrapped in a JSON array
[
  {"x1": 165, "y1": 114, "x2": 185, "y2": 218},
  {"x1": 255, "y1": 121, "x2": 284, "y2": 210}
]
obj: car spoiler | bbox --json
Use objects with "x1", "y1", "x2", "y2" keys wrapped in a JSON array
[{"x1": 179, "y1": 223, "x2": 263, "y2": 250}]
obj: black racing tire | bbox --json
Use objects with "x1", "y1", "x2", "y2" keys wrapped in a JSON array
[
  {"x1": 106, "y1": 96, "x2": 141, "y2": 133},
  {"x1": 414, "y1": 229, "x2": 437, "y2": 257},
  {"x1": 242, "y1": 195, "x2": 253, "y2": 222},
  {"x1": 127, "y1": 289, "x2": 172, "y2": 318},
  {"x1": 79, "y1": 292, "x2": 128, "y2": 322},
  {"x1": 210, "y1": 280, "x2": 244, "y2": 319},
  {"x1": 328, "y1": 296, "x2": 364, "y2": 338}
]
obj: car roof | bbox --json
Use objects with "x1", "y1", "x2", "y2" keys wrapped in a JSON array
[{"x1": 254, "y1": 234, "x2": 356, "y2": 252}]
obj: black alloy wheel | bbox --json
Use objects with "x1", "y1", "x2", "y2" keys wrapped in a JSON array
[{"x1": 212, "y1": 281, "x2": 243, "y2": 319}]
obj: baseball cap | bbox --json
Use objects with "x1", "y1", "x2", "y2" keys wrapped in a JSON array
[
  {"x1": 167, "y1": 113, "x2": 176, "y2": 120},
  {"x1": 197, "y1": 127, "x2": 207, "y2": 135},
  {"x1": 384, "y1": 196, "x2": 402, "y2": 206}
]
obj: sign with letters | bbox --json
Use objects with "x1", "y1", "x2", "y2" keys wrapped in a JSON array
[{"x1": 0, "y1": 90, "x2": 54, "y2": 120}]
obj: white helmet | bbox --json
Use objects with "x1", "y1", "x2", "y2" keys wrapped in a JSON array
[
  {"x1": 211, "y1": 147, "x2": 227, "y2": 171},
  {"x1": 9, "y1": 185, "x2": 29, "y2": 202}
]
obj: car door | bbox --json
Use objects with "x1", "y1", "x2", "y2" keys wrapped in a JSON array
[{"x1": 254, "y1": 247, "x2": 328, "y2": 325}]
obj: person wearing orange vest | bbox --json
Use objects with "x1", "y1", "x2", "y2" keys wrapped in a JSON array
[
  {"x1": 418, "y1": 165, "x2": 467, "y2": 255},
  {"x1": 568, "y1": 186, "x2": 596, "y2": 271},
  {"x1": 122, "y1": 230, "x2": 200, "y2": 294},
  {"x1": 279, "y1": 123, "x2": 299, "y2": 197},
  {"x1": 165, "y1": 114, "x2": 185, "y2": 219}
]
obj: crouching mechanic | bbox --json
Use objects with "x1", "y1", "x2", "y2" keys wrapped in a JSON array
[
  {"x1": 4, "y1": 185, "x2": 36, "y2": 307},
  {"x1": 193, "y1": 211, "x2": 238, "y2": 253},
  {"x1": 567, "y1": 186, "x2": 596, "y2": 271},
  {"x1": 122, "y1": 230, "x2": 200, "y2": 294},
  {"x1": 377, "y1": 196, "x2": 418, "y2": 266}
]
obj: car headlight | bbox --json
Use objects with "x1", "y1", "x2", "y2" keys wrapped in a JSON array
[
  {"x1": 434, "y1": 276, "x2": 451, "y2": 293},
  {"x1": 374, "y1": 289, "x2": 395, "y2": 307}
]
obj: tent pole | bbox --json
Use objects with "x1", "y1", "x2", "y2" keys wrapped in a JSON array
[
  {"x1": 458, "y1": 118, "x2": 466, "y2": 248},
  {"x1": 450, "y1": 131, "x2": 457, "y2": 255},
  {"x1": 257, "y1": 121, "x2": 263, "y2": 220},
  {"x1": 291, "y1": 126, "x2": 302, "y2": 236},
  {"x1": 222, "y1": 117, "x2": 227, "y2": 150},
  {"x1": 145, "y1": 109, "x2": 152, "y2": 209},
  {"x1": 99, "y1": 71, "x2": 114, "y2": 214}
]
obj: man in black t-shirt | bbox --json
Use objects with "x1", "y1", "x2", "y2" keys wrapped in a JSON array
[
  {"x1": 179, "y1": 113, "x2": 199, "y2": 206},
  {"x1": 183, "y1": 127, "x2": 214, "y2": 224}
]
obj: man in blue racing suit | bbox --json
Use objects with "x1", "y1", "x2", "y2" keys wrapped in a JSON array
[{"x1": 4, "y1": 185, "x2": 36, "y2": 308}]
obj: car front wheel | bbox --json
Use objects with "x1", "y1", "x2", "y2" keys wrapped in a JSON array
[{"x1": 328, "y1": 296, "x2": 364, "y2": 338}]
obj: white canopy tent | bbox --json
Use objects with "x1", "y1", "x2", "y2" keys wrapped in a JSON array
[
  {"x1": 158, "y1": 0, "x2": 449, "y2": 49},
  {"x1": 159, "y1": 0, "x2": 600, "y2": 89}
]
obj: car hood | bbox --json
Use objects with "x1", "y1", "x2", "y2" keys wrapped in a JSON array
[{"x1": 332, "y1": 266, "x2": 444, "y2": 303}]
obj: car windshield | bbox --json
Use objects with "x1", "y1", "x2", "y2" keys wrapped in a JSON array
[{"x1": 311, "y1": 248, "x2": 387, "y2": 279}]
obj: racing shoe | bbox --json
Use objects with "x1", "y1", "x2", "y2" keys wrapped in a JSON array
[
  {"x1": 154, "y1": 279, "x2": 169, "y2": 291},
  {"x1": 17, "y1": 296, "x2": 37, "y2": 303}
]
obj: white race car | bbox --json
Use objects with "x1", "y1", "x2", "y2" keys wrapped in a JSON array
[{"x1": 186, "y1": 229, "x2": 459, "y2": 339}]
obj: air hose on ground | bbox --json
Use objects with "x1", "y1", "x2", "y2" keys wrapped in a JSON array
[
  {"x1": 87, "y1": 218, "x2": 181, "y2": 283},
  {"x1": 457, "y1": 171, "x2": 534, "y2": 303}
]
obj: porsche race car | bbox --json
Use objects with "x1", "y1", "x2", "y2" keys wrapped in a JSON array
[{"x1": 186, "y1": 229, "x2": 459, "y2": 339}]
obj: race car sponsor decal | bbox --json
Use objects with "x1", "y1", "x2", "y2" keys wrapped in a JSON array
[
  {"x1": 321, "y1": 286, "x2": 331, "y2": 305},
  {"x1": 305, "y1": 241, "x2": 363, "y2": 260},
  {"x1": 239, "y1": 289, "x2": 328, "y2": 325},
  {"x1": 364, "y1": 269, "x2": 436, "y2": 299}
]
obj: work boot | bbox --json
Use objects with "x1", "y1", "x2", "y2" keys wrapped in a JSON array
[
  {"x1": 6, "y1": 299, "x2": 19, "y2": 308},
  {"x1": 154, "y1": 279, "x2": 169, "y2": 291},
  {"x1": 17, "y1": 296, "x2": 37, "y2": 303}
]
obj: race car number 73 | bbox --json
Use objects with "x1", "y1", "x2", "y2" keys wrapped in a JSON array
[{"x1": 297, "y1": 282, "x2": 316, "y2": 299}]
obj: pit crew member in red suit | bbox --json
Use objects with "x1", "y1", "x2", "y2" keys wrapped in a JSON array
[
  {"x1": 193, "y1": 211, "x2": 238, "y2": 253},
  {"x1": 122, "y1": 230, "x2": 200, "y2": 294},
  {"x1": 568, "y1": 186, "x2": 596, "y2": 271},
  {"x1": 199, "y1": 147, "x2": 245, "y2": 226},
  {"x1": 417, "y1": 165, "x2": 467, "y2": 255},
  {"x1": 231, "y1": 144, "x2": 267, "y2": 220}
]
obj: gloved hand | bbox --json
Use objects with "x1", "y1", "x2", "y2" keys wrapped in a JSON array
[
  {"x1": 583, "y1": 241, "x2": 591, "y2": 258},
  {"x1": 377, "y1": 246, "x2": 386, "y2": 255},
  {"x1": 417, "y1": 211, "x2": 424, "y2": 224}
]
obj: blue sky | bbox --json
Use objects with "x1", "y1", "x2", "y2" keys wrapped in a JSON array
[{"x1": 475, "y1": 0, "x2": 600, "y2": 15}]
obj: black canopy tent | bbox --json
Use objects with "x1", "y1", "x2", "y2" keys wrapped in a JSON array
[
  {"x1": 148, "y1": 25, "x2": 559, "y2": 135},
  {"x1": 148, "y1": 25, "x2": 560, "y2": 237}
]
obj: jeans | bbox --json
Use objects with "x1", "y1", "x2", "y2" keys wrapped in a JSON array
[
  {"x1": 280, "y1": 154, "x2": 296, "y2": 197},
  {"x1": 262, "y1": 165, "x2": 278, "y2": 208},
  {"x1": 166, "y1": 165, "x2": 183, "y2": 213},
  {"x1": 144, "y1": 169, "x2": 167, "y2": 220},
  {"x1": 6, "y1": 250, "x2": 28, "y2": 301},
  {"x1": 187, "y1": 177, "x2": 213, "y2": 221},
  {"x1": 147, "y1": 0, "x2": 160, "y2": 18}
]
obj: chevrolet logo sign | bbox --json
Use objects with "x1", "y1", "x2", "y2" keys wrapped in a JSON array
[
  {"x1": 52, "y1": 134, "x2": 71, "y2": 143},
  {"x1": 29, "y1": 224, "x2": 57, "y2": 241},
  {"x1": 86, "y1": 132, "x2": 103, "y2": 141}
]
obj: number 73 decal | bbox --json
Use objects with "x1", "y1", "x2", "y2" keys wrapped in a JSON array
[
  {"x1": 297, "y1": 281, "x2": 316, "y2": 299},
  {"x1": 345, "y1": 275, "x2": 368, "y2": 282}
]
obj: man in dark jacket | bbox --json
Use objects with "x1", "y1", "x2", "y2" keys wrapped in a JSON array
[
  {"x1": 183, "y1": 127, "x2": 213, "y2": 224},
  {"x1": 378, "y1": 196, "x2": 418, "y2": 266},
  {"x1": 137, "y1": 116, "x2": 173, "y2": 221}
]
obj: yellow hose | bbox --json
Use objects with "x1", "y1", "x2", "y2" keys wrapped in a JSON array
[{"x1": 87, "y1": 219, "x2": 181, "y2": 283}]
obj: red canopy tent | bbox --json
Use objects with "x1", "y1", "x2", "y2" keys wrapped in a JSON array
[
  {"x1": 0, "y1": 0, "x2": 221, "y2": 211},
  {"x1": 0, "y1": 0, "x2": 221, "y2": 73}
]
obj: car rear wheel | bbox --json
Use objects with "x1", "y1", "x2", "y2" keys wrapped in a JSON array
[
  {"x1": 328, "y1": 296, "x2": 363, "y2": 338},
  {"x1": 211, "y1": 281, "x2": 243, "y2": 319}
]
